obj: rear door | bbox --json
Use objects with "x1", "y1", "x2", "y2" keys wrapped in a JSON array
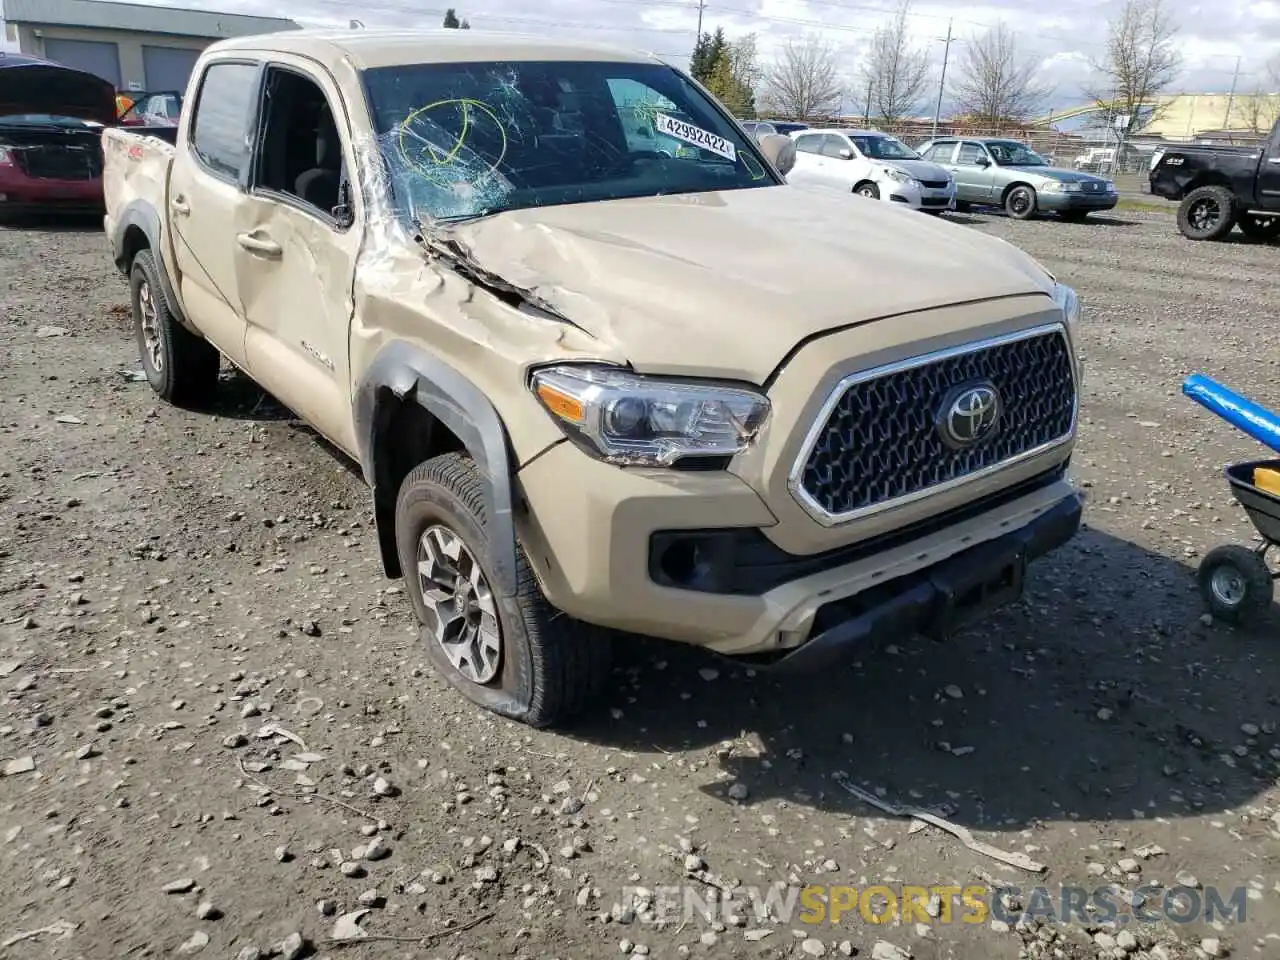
[
  {"x1": 953, "y1": 141, "x2": 996, "y2": 203},
  {"x1": 168, "y1": 57, "x2": 263, "y2": 369}
]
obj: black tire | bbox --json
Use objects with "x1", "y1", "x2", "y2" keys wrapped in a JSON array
[
  {"x1": 1237, "y1": 212, "x2": 1280, "y2": 242},
  {"x1": 1059, "y1": 210, "x2": 1090, "y2": 222},
  {"x1": 1177, "y1": 185, "x2": 1237, "y2": 241},
  {"x1": 854, "y1": 182, "x2": 880, "y2": 200},
  {"x1": 1004, "y1": 184, "x2": 1037, "y2": 220},
  {"x1": 1197, "y1": 544, "x2": 1274, "y2": 626},
  {"x1": 394, "y1": 452, "x2": 612, "y2": 728},
  {"x1": 130, "y1": 248, "x2": 220, "y2": 407}
]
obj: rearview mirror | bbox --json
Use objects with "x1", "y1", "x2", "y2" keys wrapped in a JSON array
[{"x1": 757, "y1": 133, "x2": 796, "y2": 176}]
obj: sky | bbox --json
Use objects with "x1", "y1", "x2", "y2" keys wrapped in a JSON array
[{"x1": 3, "y1": 0, "x2": 1277, "y2": 116}]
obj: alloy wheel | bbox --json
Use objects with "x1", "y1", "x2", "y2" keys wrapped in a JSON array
[{"x1": 416, "y1": 524, "x2": 502, "y2": 684}]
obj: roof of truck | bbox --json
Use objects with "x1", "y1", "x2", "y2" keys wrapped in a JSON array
[{"x1": 205, "y1": 27, "x2": 664, "y2": 71}]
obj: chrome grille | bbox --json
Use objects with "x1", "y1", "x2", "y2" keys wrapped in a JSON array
[{"x1": 790, "y1": 325, "x2": 1076, "y2": 524}]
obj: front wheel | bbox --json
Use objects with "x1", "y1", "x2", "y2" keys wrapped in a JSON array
[
  {"x1": 1237, "y1": 212, "x2": 1280, "y2": 241},
  {"x1": 394, "y1": 452, "x2": 612, "y2": 728},
  {"x1": 1004, "y1": 185, "x2": 1037, "y2": 220},
  {"x1": 1198, "y1": 544, "x2": 1274, "y2": 626},
  {"x1": 1177, "y1": 185, "x2": 1237, "y2": 241},
  {"x1": 854, "y1": 182, "x2": 880, "y2": 200}
]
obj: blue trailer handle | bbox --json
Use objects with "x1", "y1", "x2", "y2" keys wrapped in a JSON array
[{"x1": 1183, "y1": 373, "x2": 1280, "y2": 454}]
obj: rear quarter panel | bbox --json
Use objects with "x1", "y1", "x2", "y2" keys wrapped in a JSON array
[
  {"x1": 102, "y1": 127, "x2": 178, "y2": 273},
  {"x1": 1148, "y1": 146, "x2": 1259, "y2": 202}
]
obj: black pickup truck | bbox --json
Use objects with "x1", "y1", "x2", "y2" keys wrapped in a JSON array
[{"x1": 1148, "y1": 120, "x2": 1280, "y2": 241}]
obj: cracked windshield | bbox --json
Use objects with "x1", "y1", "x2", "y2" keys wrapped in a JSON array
[{"x1": 361, "y1": 59, "x2": 773, "y2": 222}]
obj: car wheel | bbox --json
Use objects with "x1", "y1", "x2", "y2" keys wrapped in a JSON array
[
  {"x1": 394, "y1": 452, "x2": 613, "y2": 728},
  {"x1": 1176, "y1": 185, "x2": 1237, "y2": 241},
  {"x1": 854, "y1": 182, "x2": 880, "y2": 200},
  {"x1": 1004, "y1": 185, "x2": 1037, "y2": 220},
  {"x1": 130, "y1": 248, "x2": 220, "y2": 407},
  {"x1": 1237, "y1": 212, "x2": 1280, "y2": 242}
]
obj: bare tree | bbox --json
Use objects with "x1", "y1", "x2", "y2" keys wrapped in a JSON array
[
  {"x1": 1238, "y1": 89, "x2": 1280, "y2": 135},
  {"x1": 1085, "y1": 0, "x2": 1182, "y2": 136},
  {"x1": 951, "y1": 22, "x2": 1050, "y2": 122},
  {"x1": 858, "y1": 0, "x2": 931, "y2": 124},
  {"x1": 760, "y1": 36, "x2": 844, "y2": 120}
]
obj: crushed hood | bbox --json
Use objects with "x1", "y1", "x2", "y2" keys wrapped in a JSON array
[
  {"x1": 444, "y1": 184, "x2": 1056, "y2": 383},
  {"x1": 0, "y1": 54, "x2": 117, "y2": 126}
]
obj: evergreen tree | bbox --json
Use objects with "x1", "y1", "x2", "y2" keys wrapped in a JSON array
[
  {"x1": 442, "y1": 8, "x2": 461, "y2": 27},
  {"x1": 690, "y1": 28, "x2": 729, "y2": 83}
]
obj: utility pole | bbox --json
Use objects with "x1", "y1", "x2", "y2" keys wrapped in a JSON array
[
  {"x1": 1224, "y1": 55, "x2": 1242, "y2": 130},
  {"x1": 695, "y1": 0, "x2": 705, "y2": 43},
  {"x1": 931, "y1": 19, "x2": 954, "y2": 140}
]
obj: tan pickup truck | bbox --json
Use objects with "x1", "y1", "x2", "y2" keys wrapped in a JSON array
[{"x1": 103, "y1": 28, "x2": 1084, "y2": 727}]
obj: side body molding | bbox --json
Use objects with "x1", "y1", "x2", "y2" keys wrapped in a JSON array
[
  {"x1": 355, "y1": 342, "x2": 518, "y2": 598},
  {"x1": 112, "y1": 199, "x2": 196, "y2": 334}
]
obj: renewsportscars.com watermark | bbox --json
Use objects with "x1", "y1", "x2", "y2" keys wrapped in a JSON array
[{"x1": 618, "y1": 883, "x2": 1248, "y2": 928}]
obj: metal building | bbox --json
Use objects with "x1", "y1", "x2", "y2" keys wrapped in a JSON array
[{"x1": 1, "y1": 0, "x2": 298, "y2": 92}]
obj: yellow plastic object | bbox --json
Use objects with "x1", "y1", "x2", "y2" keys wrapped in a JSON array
[{"x1": 1255, "y1": 466, "x2": 1280, "y2": 497}]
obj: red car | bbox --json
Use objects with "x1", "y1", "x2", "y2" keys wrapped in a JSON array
[{"x1": 0, "y1": 53, "x2": 116, "y2": 215}]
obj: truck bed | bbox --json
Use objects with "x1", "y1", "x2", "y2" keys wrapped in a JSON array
[{"x1": 102, "y1": 126, "x2": 175, "y2": 266}]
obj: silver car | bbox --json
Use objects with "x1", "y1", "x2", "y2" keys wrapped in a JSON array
[{"x1": 914, "y1": 137, "x2": 1118, "y2": 221}]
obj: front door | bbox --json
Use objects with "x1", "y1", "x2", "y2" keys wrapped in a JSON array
[
  {"x1": 953, "y1": 141, "x2": 997, "y2": 204},
  {"x1": 168, "y1": 58, "x2": 262, "y2": 369},
  {"x1": 1256, "y1": 124, "x2": 1280, "y2": 210},
  {"x1": 237, "y1": 59, "x2": 360, "y2": 456}
]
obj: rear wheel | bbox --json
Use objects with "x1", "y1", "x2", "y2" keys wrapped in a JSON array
[
  {"x1": 130, "y1": 248, "x2": 220, "y2": 407},
  {"x1": 854, "y1": 182, "x2": 880, "y2": 200},
  {"x1": 1004, "y1": 185, "x2": 1037, "y2": 220},
  {"x1": 1237, "y1": 212, "x2": 1280, "y2": 241},
  {"x1": 1177, "y1": 185, "x2": 1237, "y2": 241}
]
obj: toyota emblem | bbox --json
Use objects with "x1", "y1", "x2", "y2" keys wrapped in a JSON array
[{"x1": 937, "y1": 382, "x2": 1001, "y2": 448}]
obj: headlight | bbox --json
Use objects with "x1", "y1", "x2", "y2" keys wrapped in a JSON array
[
  {"x1": 530, "y1": 364, "x2": 771, "y2": 466},
  {"x1": 1042, "y1": 181, "x2": 1080, "y2": 193},
  {"x1": 881, "y1": 167, "x2": 910, "y2": 184}
]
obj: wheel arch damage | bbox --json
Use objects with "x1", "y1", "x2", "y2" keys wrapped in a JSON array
[
  {"x1": 355, "y1": 343, "x2": 520, "y2": 597},
  {"x1": 111, "y1": 199, "x2": 196, "y2": 334}
]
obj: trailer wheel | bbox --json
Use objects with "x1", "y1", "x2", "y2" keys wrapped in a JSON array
[
  {"x1": 1177, "y1": 185, "x2": 1237, "y2": 241},
  {"x1": 1198, "y1": 544, "x2": 1274, "y2": 626},
  {"x1": 1237, "y1": 212, "x2": 1280, "y2": 242}
]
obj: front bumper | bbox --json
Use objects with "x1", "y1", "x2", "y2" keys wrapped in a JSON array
[
  {"x1": 760, "y1": 489, "x2": 1081, "y2": 671},
  {"x1": 1037, "y1": 190, "x2": 1117, "y2": 212},
  {"x1": 885, "y1": 177, "x2": 955, "y2": 211},
  {"x1": 516, "y1": 437, "x2": 1079, "y2": 658}
]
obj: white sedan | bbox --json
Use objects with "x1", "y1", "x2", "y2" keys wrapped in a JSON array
[{"x1": 786, "y1": 128, "x2": 956, "y2": 214}]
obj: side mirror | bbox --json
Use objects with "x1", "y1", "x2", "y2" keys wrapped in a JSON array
[
  {"x1": 976, "y1": 157, "x2": 991, "y2": 167},
  {"x1": 757, "y1": 133, "x2": 796, "y2": 176},
  {"x1": 838, "y1": 147, "x2": 853, "y2": 159}
]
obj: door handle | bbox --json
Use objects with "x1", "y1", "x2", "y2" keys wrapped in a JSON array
[
  {"x1": 171, "y1": 196, "x2": 190, "y2": 216},
  {"x1": 235, "y1": 232, "x2": 282, "y2": 258}
]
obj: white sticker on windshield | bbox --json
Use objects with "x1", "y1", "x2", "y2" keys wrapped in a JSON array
[{"x1": 654, "y1": 113, "x2": 737, "y2": 162}]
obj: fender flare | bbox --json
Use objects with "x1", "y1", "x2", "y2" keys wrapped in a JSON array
[
  {"x1": 355, "y1": 342, "x2": 518, "y2": 598},
  {"x1": 112, "y1": 199, "x2": 195, "y2": 334}
]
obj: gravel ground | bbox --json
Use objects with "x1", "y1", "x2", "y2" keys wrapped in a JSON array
[{"x1": 1, "y1": 207, "x2": 1278, "y2": 960}]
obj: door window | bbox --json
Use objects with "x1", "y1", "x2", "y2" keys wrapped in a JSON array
[
  {"x1": 793, "y1": 133, "x2": 824, "y2": 154},
  {"x1": 189, "y1": 62, "x2": 260, "y2": 182},
  {"x1": 819, "y1": 134, "x2": 850, "y2": 158},
  {"x1": 956, "y1": 142, "x2": 989, "y2": 166},
  {"x1": 922, "y1": 142, "x2": 956, "y2": 163},
  {"x1": 251, "y1": 66, "x2": 350, "y2": 225}
]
